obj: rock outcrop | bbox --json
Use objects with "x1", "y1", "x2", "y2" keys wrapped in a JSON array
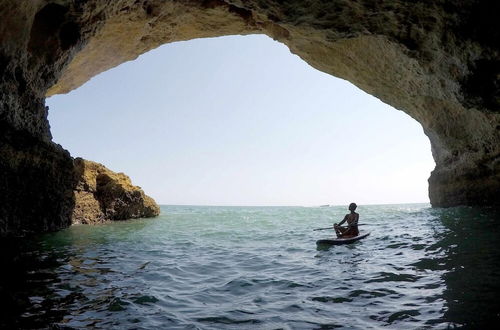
[
  {"x1": 73, "y1": 158, "x2": 160, "y2": 224},
  {"x1": 0, "y1": 1, "x2": 499, "y2": 235}
]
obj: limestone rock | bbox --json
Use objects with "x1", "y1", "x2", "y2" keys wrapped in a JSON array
[
  {"x1": 1, "y1": 0, "x2": 499, "y2": 235},
  {"x1": 0, "y1": 122, "x2": 75, "y2": 236},
  {"x1": 73, "y1": 158, "x2": 160, "y2": 224}
]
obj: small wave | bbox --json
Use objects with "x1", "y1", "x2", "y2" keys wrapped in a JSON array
[
  {"x1": 196, "y1": 316, "x2": 262, "y2": 325},
  {"x1": 311, "y1": 296, "x2": 352, "y2": 303},
  {"x1": 132, "y1": 295, "x2": 159, "y2": 305},
  {"x1": 348, "y1": 289, "x2": 398, "y2": 299},
  {"x1": 364, "y1": 272, "x2": 421, "y2": 283},
  {"x1": 387, "y1": 309, "x2": 421, "y2": 323}
]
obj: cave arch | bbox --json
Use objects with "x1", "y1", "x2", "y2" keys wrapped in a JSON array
[
  {"x1": 0, "y1": 1, "x2": 498, "y2": 235},
  {"x1": 47, "y1": 34, "x2": 435, "y2": 206}
]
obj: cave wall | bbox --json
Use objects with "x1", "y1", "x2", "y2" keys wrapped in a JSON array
[
  {"x1": 0, "y1": 1, "x2": 77, "y2": 235},
  {"x1": 0, "y1": 0, "x2": 499, "y2": 235}
]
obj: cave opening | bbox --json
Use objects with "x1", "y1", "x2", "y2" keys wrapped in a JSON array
[{"x1": 46, "y1": 34, "x2": 435, "y2": 207}]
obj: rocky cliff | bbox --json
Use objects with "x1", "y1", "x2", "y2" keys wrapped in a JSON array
[
  {"x1": 0, "y1": 0, "x2": 499, "y2": 235},
  {"x1": 73, "y1": 158, "x2": 160, "y2": 225}
]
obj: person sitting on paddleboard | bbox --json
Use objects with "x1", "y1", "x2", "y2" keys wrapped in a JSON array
[{"x1": 334, "y1": 203, "x2": 359, "y2": 238}]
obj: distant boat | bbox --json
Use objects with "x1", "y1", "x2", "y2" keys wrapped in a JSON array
[{"x1": 319, "y1": 204, "x2": 330, "y2": 207}]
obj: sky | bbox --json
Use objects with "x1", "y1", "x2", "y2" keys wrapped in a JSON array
[{"x1": 47, "y1": 35, "x2": 435, "y2": 206}]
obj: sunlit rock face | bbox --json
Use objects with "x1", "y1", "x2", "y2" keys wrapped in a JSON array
[
  {"x1": 73, "y1": 158, "x2": 160, "y2": 224},
  {"x1": 0, "y1": 1, "x2": 498, "y2": 234}
]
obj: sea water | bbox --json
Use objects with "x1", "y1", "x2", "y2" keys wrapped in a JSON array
[{"x1": 2, "y1": 204, "x2": 500, "y2": 329}]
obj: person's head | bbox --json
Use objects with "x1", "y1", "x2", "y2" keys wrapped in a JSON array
[{"x1": 348, "y1": 203, "x2": 357, "y2": 211}]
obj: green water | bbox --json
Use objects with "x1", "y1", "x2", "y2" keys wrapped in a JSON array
[{"x1": 2, "y1": 204, "x2": 500, "y2": 329}]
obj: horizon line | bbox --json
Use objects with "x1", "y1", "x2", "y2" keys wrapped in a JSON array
[{"x1": 157, "y1": 201, "x2": 431, "y2": 207}]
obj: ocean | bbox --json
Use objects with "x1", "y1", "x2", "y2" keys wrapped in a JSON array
[{"x1": 2, "y1": 204, "x2": 500, "y2": 329}]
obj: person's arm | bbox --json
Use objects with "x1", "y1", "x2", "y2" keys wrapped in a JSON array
[{"x1": 337, "y1": 215, "x2": 348, "y2": 226}]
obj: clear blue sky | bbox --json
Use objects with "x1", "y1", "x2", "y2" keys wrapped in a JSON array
[{"x1": 47, "y1": 35, "x2": 435, "y2": 206}]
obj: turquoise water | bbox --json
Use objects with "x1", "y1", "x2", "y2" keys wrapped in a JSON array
[{"x1": 2, "y1": 204, "x2": 500, "y2": 329}]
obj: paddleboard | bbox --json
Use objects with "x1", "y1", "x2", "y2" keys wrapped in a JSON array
[{"x1": 316, "y1": 232, "x2": 370, "y2": 246}]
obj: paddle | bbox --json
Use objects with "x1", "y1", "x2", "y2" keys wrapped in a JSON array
[
  {"x1": 313, "y1": 227, "x2": 334, "y2": 231},
  {"x1": 313, "y1": 224, "x2": 370, "y2": 231}
]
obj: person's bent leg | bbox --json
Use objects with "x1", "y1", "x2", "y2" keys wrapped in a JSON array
[
  {"x1": 334, "y1": 224, "x2": 341, "y2": 237},
  {"x1": 336, "y1": 226, "x2": 348, "y2": 238}
]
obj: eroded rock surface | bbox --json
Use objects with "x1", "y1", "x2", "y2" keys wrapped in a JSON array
[
  {"x1": 73, "y1": 158, "x2": 160, "y2": 224},
  {"x1": 0, "y1": 0, "x2": 499, "y2": 234},
  {"x1": 0, "y1": 122, "x2": 75, "y2": 236}
]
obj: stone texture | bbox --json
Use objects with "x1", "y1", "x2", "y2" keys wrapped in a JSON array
[
  {"x1": 0, "y1": 122, "x2": 75, "y2": 236},
  {"x1": 0, "y1": 0, "x2": 499, "y2": 234},
  {"x1": 73, "y1": 158, "x2": 160, "y2": 224}
]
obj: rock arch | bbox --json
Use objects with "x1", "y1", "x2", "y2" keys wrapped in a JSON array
[{"x1": 0, "y1": 1, "x2": 498, "y2": 235}]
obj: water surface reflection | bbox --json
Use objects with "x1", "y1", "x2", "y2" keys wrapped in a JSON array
[
  {"x1": 1, "y1": 205, "x2": 499, "y2": 329},
  {"x1": 416, "y1": 207, "x2": 500, "y2": 328}
]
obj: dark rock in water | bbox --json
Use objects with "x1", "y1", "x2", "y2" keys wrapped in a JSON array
[
  {"x1": 0, "y1": 1, "x2": 499, "y2": 234},
  {"x1": 73, "y1": 158, "x2": 160, "y2": 224},
  {"x1": 0, "y1": 122, "x2": 75, "y2": 236}
]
